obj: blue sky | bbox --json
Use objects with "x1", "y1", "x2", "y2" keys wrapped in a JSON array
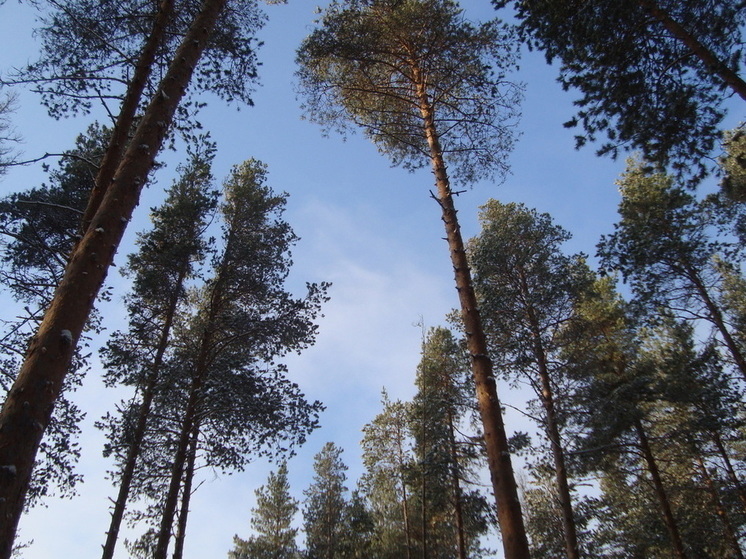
[{"x1": 1, "y1": 0, "x2": 740, "y2": 557}]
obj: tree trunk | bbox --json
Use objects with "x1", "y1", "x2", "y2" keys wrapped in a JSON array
[
  {"x1": 153, "y1": 336, "x2": 212, "y2": 559},
  {"x1": 172, "y1": 423, "x2": 199, "y2": 559},
  {"x1": 711, "y1": 429, "x2": 746, "y2": 512},
  {"x1": 412, "y1": 67, "x2": 530, "y2": 559},
  {"x1": 101, "y1": 265, "x2": 189, "y2": 559},
  {"x1": 634, "y1": 420, "x2": 688, "y2": 559},
  {"x1": 687, "y1": 266, "x2": 746, "y2": 382},
  {"x1": 397, "y1": 429, "x2": 413, "y2": 559},
  {"x1": 693, "y1": 447, "x2": 744, "y2": 559},
  {"x1": 446, "y1": 408, "x2": 467, "y2": 559},
  {"x1": 636, "y1": 0, "x2": 746, "y2": 101},
  {"x1": 80, "y1": 0, "x2": 176, "y2": 236},
  {"x1": 0, "y1": 1, "x2": 228, "y2": 555},
  {"x1": 517, "y1": 267, "x2": 580, "y2": 559}
]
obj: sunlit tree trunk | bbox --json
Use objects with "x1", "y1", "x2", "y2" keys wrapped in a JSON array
[
  {"x1": 634, "y1": 420, "x2": 688, "y2": 559},
  {"x1": 412, "y1": 64, "x2": 530, "y2": 559},
  {"x1": 517, "y1": 266, "x2": 580, "y2": 559},
  {"x1": 0, "y1": 1, "x2": 228, "y2": 554},
  {"x1": 81, "y1": 0, "x2": 176, "y2": 235}
]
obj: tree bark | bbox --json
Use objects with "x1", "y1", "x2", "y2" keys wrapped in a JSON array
[
  {"x1": 172, "y1": 423, "x2": 199, "y2": 559},
  {"x1": 711, "y1": 430, "x2": 746, "y2": 512},
  {"x1": 101, "y1": 265, "x2": 189, "y2": 559},
  {"x1": 693, "y1": 447, "x2": 744, "y2": 559},
  {"x1": 0, "y1": 0, "x2": 228, "y2": 555},
  {"x1": 636, "y1": 0, "x2": 746, "y2": 101},
  {"x1": 412, "y1": 66, "x2": 530, "y2": 559},
  {"x1": 446, "y1": 407, "x2": 467, "y2": 559},
  {"x1": 80, "y1": 0, "x2": 176, "y2": 237},
  {"x1": 686, "y1": 265, "x2": 746, "y2": 382},
  {"x1": 517, "y1": 267, "x2": 580, "y2": 559},
  {"x1": 634, "y1": 420, "x2": 688, "y2": 559}
]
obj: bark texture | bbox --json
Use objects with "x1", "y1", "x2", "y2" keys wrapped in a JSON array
[
  {"x1": 412, "y1": 66, "x2": 530, "y2": 558},
  {"x1": 0, "y1": 0, "x2": 228, "y2": 554}
]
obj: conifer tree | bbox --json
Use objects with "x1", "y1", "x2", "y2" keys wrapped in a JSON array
[
  {"x1": 598, "y1": 160, "x2": 746, "y2": 381},
  {"x1": 469, "y1": 200, "x2": 592, "y2": 559},
  {"x1": 98, "y1": 144, "x2": 218, "y2": 559},
  {"x1": 296, "y1": 2, "x2": 528, "y2": 554},
  {"x1": 303, "y1": 442, "x2": 349, "y2": 559},
  {"x1": 230, "y1": 462, "x2": 300, "y2": 559},
  {"x1": 359, "y1": 392, "x2": 416, "y2": 559},
  {"x1": 0, "y1": 1, "x2": 263, "y2": 550},
  {"x1": 144, "y1": 159, "x2": 327, "y2": 558},
  {"x1": 495, "y1": 0, "x2": 746, "y2": 180},
  {"x1": 0, "y1": 124, "x2": 108, "y2": 506},
  {"x1": 409, "y1": 327, "x2": 491, "y2": 559}
]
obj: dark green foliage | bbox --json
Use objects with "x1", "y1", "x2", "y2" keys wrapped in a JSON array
[
  {"x1": 303, "y1": 442, "x2": 349, "y2": 559},
  {"x1": 229, "y1": 462, "x2": 300, "y2": 559},
  {"x1": 102, "y1": 159, "x2": 327, "y2": 552},
  {"x1": 13, "y1": 0, "x2": 265, "y2": 120},
  {"x1": 721, "y1": 127, "x2": 746, "y2": 202},
  {"x1": 496, "y1": 0, "x2": 746, "y2": 182}
]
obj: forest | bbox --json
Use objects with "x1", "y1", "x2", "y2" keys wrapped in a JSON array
[{"x1": 0, "y1": 0, "x2": 744, "y2": 558}]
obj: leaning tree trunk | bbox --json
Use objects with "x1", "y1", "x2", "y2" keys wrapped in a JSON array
[
  {"x1": 517, "y1": 267, "x2": 580, "y2": 559},
  {"x1": 711, "y1": 429, "x2": 746, "y2": 512},
  {"x1": 636, "y1": 0, "x2": 746, "y2": 100},
  {"x1": 153, "y1": 328, "x2": 214, "y2": 559},
  {"x1": 101, "y1": 265, "x2": 189, "y2": 559},
  {"x1": 0, "y1": 1, "x2": 228, "y2": 555},
  {"x1": 634, "y1": 420, "x2": 689, "y2": 559},
  {"x1": 692, "y1": 445, "x2": 744, "y2": 559},
  {"x1": 172, "y1": 423, "x2": 200, "y2": 559},
  {"x1": 80, "y1": 0, "x2": 176, "y2": 236},
  {"x1": 687, "y1": 267, "x2": 746, "y2": 382},
  {"x1": 412, "y1": 67, "x2": 530, "y2": 559}
]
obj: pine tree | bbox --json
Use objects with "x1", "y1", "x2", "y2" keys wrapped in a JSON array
[
  {"x1": 359, "y1": 392, "x2": 416, "y2": 559},
  {"x1": 296, "y1": 3, "x2": 529, "y2": 554},
  {"x1": 0, "y1": 1, "x2": 255, "y2": 550},
  {"x1": 598, "y1": 159, "x2": 746, "y2": 381},
  {"x1": 146, "y1": 159, "x2": 327, "y2": 558},
  {"x1": 469, "y1": 200, "x2": 592, "y2": 559},
  {"x1": 303, "y1": 442, "x2": 349, "y2": 559},
  {"x1": 230, "y1": 462, "x2": 300, "y2": 559},
  {"x1": 495, "y1": 0, "x2": 746, "y2": 181},
  {"x1": 0, "y1": 123, "x2": 108, "y2": 506},
  {"x1": 409, "y1": 327, "x2": 492, "y2": 559},
  {"x1": 97, "y1": 143, "x2": 218, "y2": 559}
]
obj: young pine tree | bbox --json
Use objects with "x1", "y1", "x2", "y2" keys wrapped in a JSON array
[{"x1": 230, "y1": 462, "x2": 300, "y2": 559}]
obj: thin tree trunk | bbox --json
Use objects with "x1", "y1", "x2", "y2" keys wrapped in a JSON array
[
  {"x1": 711, "y1": 429, "x2": 746, "y2": 512},
  {"x1": 420, "y1": 401, "x2": 428, "y2": 559},
  {"x1": 155, "y1": 186, "x2": 238, "y2": 558},
  {"x1": 447, "y1": 407, "x2": 467, "y2": 559},
  {"x1": 0, "y1": 1, "x2": 228, "y2": 554},
  {"x1": 687, "y1": 266, "x2": 746, "y2": 382},
  {"x1": 153, "y1": 377, "x2": 199, "y2": 559},
  {"x1": 412, "y1": 67, "x2": 530, "y2": 559},
  {"x1": 81, "y1": 0, "x2": 176, "y2": 236},
  {"x1": 517, "y1": 267, "x2": 580, "y2": 559},
  {"x1": 693, "y1": 447, "x2": 744, "y2": 559},
  {"x1": 634, "y1": 420, "x2": 688, "y2": 559},
  {"x1": 172, "y1": 423, "x2": 199, "y2": 559},
  {"x1": 397, "y1": 429, "x2": 413, "y2": 559},
  {"x1": 101, "y1": 265, "x2": 189, "y2": 559},
  {"x1": 636, "y1": 0, "x2": 746, "y2": 101}
]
